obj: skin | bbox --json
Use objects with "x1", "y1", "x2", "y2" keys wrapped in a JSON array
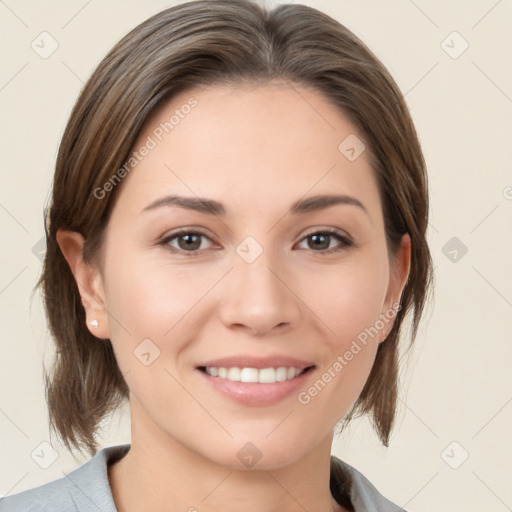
[{"x1": 58, "y1": 81, "x2": 410, "y2": 512}]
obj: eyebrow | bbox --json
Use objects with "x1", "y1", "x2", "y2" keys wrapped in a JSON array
[
  {"x1": 142, "y1": 195, "x2": 226, "y2": 216},
  {"x1": 142, "y1": 193, "x2": 368, "y2": 217},
  {"x1": 290, "y1": 194, "x2": 367, "y2": 215}
]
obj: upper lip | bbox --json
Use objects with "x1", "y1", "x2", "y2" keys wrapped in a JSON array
[{"x1": 197, "y1": 355, "x2": 315, "y2": 370}]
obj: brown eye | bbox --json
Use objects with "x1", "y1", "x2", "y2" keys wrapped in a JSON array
[
  {"x1": 297, "y1": 230, "x2": 352, "y2": 253},
  {"x1": 307, "y1": 233, "x2": 331, "y2": 250},
  {"x1": 162, "y1": 231, "x2": 213, "y2": 253},
  {"x1": 176, "y1": 233, "x2": 203, "y2": 251}
]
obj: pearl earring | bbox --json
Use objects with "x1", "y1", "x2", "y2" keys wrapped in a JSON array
[{"x1": 90, "y1": 320, "x2": 99, "y2": 328}]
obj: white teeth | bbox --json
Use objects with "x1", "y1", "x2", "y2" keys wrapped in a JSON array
[
  {"x1": 204, "y1": 366, "x2": 306, "y2": 383},
  {"x1": 258, "y1": 368, "x2": 276, "y2": 383},
  {"x1": 240, "y1": 368, "x2": 259, "y2": 383},
  {"x1": 275, "y1": 367, "x2": 287, "y2": 381},
  {"x1": 227, "y1": 367, "x2": 241, "y2": 381}
]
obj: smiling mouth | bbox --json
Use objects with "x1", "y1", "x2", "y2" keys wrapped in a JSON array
[{"x1": 197, "y1": 365, "x2": 315, "y2": 384}]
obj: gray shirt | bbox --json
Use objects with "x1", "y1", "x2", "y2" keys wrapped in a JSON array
[{"x1": 0, "y1": 444, "x2": 406, "y2": 511}]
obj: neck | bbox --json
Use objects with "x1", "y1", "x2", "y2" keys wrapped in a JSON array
[{"x1": 108, "y1": 401, "x2": 346, "y2": 512}]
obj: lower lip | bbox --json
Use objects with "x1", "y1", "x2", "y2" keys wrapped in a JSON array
[{"x1": 197, "y1": 368, "x2": 315, "y2": 406}]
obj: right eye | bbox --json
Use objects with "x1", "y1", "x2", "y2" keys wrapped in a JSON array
[{"x1": 160, "y1": 230, "x2": 215, "y2": 255}]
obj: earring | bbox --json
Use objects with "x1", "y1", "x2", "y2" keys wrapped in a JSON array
[{"x1": 90, "y1": 320, "x2": 99, "y2": 328}]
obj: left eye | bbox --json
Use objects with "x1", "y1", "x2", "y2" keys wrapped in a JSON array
[{"x1": 296, "y1": 231, "x2": 351, "y2": 253}]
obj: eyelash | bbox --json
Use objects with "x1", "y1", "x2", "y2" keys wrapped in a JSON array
[{"x1": 159, "y1": 228, "x2": 353, "y2": 257}]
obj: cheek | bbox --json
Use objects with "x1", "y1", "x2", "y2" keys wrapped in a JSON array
[
  {"x1": 100, "y1": 253, "x2": 216, "y2": 414},
  {"x1": 100, "y1": 245, "x2": 238, "y2": 394},
  {"x1": 104, "y1": 250, "x2": 217, "y2": 333},
  {"x1": 291, "y1": 251, "x2": 388, "y2": 412},
  {"x1": 299, "y1": 250, "x2": 389, "y2": 349},
  {"x1": 101, "y1": 250, "x2": 211, "y2": 370},
  {"x1": 294, "y1": 273, "x2": 385, "y2": 423}
]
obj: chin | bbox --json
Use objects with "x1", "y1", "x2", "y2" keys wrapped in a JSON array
[{"x1": 198, "y1": 434, "x2": 313, "y2": 472}]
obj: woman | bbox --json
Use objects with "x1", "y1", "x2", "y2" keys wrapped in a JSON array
[{"x1": 0, "y1": 0, "x2": 432, "y2": 510}]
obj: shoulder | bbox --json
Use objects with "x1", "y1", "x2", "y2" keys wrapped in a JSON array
[
  {"x1": 330, "y1": 455, "x2": 407, "y2": 512},
  {"x1": 0, "y1": 444, "x2": 130, "y2": 512}
]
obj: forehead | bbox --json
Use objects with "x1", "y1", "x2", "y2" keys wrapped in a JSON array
[{"x1": 111, "y1": 81, "x2": 382, "y2": 222}]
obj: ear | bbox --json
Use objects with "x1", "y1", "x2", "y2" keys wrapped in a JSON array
[
  {"x1": 56, "y1": 229, "x2": 111, "y2": 339},
  {"x1": 381, "y1": 233, "x2": 411, "y2": 341}
]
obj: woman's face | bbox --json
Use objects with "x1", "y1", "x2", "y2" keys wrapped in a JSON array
[{"x1": 89, "y1": 82, "x2": 409, "y2": 469}]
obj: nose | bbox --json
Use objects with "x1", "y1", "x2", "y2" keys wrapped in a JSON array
[{"x1": 218, "y1": 250, "x2": 302, "y2": 336}]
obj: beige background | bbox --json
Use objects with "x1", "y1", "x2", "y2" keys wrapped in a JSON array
[{"x1": 1, "y1": 0, "x2": 511, "y2": 510}]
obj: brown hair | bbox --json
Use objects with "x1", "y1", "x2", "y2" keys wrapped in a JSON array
[{"x1": 38, "y1": 0, "x2": 433, "y2": 456}]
